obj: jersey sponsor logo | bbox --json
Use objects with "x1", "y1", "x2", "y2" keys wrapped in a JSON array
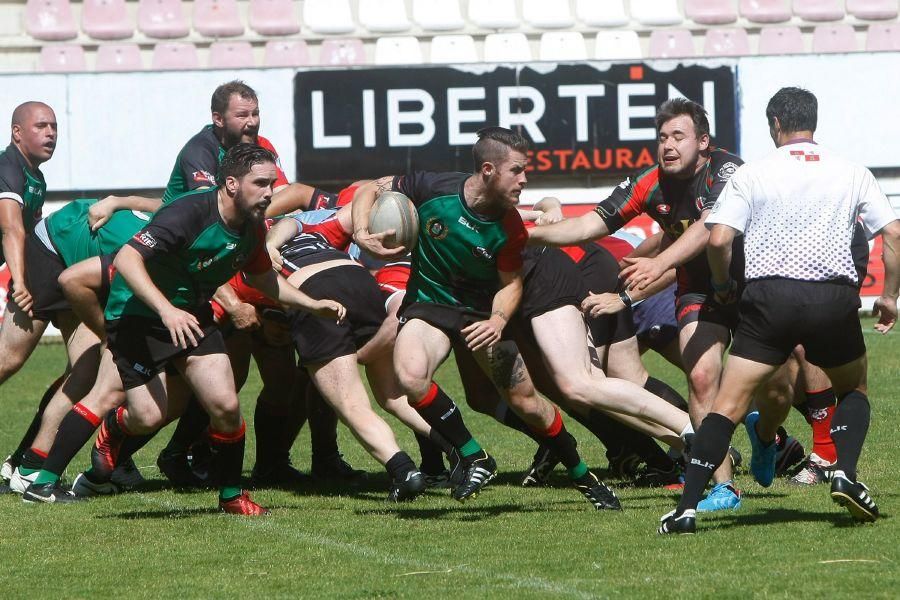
[
  {"x1": 594, "y1": 199, "x2": 617, "y2": 220},
  {"x1": 696, "y1": 197, "x2": 705, "y2": 212},
  {"x1": 225, "y1": 242, "x2": 237, "y2": 250},
  {"x1": 472, "y1": 246, "x2": 494, "y2": 261},
  {"x1": 656, "y1": 203, "x2": 671, "y2": 215},
  {"x1": 457, "y1": 215, "x2": 479, "y2": 232},
  {"x1": 425, "y1": 217, "x2": 448, "y2": 240},
  {"x1": 192, "y1": 170, "x2": 216, "y2": 185},
  {"x1": 136, "y1": 232, "x2": 157, "y2": 248},
  {"x1": 132, "y1": 362, "x2": 153, "y2": 376},
  {"x1": 716, "y1": 162, "x2": 738, "y2": 180},
  {"x1": 617, "y1": 177, "x2": 631, "y2": 190}
]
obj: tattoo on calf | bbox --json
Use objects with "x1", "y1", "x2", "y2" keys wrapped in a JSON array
[{"x1": 487, "y1": 342, "x2": 528, "y2": 389}]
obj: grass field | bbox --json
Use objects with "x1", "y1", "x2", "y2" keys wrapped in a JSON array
[{"x1": 0, "y1": 318, "x2": 897, "y2": 598}]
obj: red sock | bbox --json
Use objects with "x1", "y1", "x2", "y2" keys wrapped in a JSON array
[{"x1": 806, "y1": 388, "x2": 837, "y2": 463}]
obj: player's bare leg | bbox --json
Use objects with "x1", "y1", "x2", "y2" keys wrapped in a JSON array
[{"x1": 0, "y1": 299, "x2": 48, "y2": 385}]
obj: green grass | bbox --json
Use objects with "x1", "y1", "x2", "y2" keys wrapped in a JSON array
[{"x1": 0, "y1": 319, "x2": 898, "y2": 598}]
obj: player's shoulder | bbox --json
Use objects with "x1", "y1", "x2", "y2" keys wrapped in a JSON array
[
  {"x1": 179, "y1": 125, "x2": 220, "y2": 160},
  {"x1": 708, "y1": 148, "x2": 744, "y2": 178},
  {"x1": 396, "y1": 171, "x2": 467, "y2": 200},
  {"x1": 0, "y1": 144, "x2": 27, "y2": 188},
  {"x1": 159, "y1": 187, "x2": 218, "y2": 222},
  {"x1": 256, "y1": 135, "x2": 279, "y2": 156},
  {"x1": 623, "y1": 163, "x2": 661, "y2": 194},
  {"x1": 501, "y1": 204, "x2": 527, "y2": 235}
]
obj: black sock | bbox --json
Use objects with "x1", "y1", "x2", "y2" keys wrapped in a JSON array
[
  {"x1": 644, "y1": 376, "x2": 689, "y2": 412},
  {"x1": 806, "y1": 388, "x2": 837, "y2": 413},
  {"x1": 830, "y1": 390, "x2": 870, "y2": 481},
  {"x1": 410, "y1": 383, "x2": 476, "y2": 450},
  {"x1": 20, "y1": 447, "x2": 47, "y2": 471},
  {"x1": 254, "y1": 401, "x2": 287, "y2": 468},
  {"x1": 10, "y1": 374, "x2": 64, "y2": 466},
  {"x1": 307, "y1": 378, "x2": 339, "y2": 462},
  {"x1": 165, "y1": 396, "x2": 209, "y2": 453},
  {"x1": 793, "y1": 401, "x2": 810, "y2": 422},
  {"x1": 677, "y1": 413, "x2": 736, "y2": 513},
  {"x1": 536, "y1": 411, "x2": 583, "y2": 472},
  {"x1": 42, "y1": 403, "x2": 103, "y2": 477},
  {"x1": 495, "y1": 402, "x2": 540, "y2": 443},
  {"x1": 578, "y1": 408, "x2": 629, "y2": 458},
  {"x1": 385, "y1": 451, "x2": 416, "y2": 480},
  {"x1": 209, "y1": 421, "x2": 246, "y2": 493},
  {"x1": 621, "y1": 428, "x2": 675, "y2": 471},
  {"x1": 117, "y1": 431, "x2": 157, "y2": 465},
  {"x1": 415, "y1": 433, "x2": 445, "y2": 475},
  {"x1": 428, "y1": 428, "x2": 453, "y2": 454}
]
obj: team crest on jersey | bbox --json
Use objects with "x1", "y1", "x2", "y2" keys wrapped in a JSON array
[
  {"x1": 426, "y1": 217, "x2": 448, "y2": 240},
  {"x1": 192, "y1": 170, "x2": 216, "y2": 185},
  {"x1": 717, "y1": 162, "x2": 738, "y2": 180},
  {"x1": 472, "y1": 246, "x2": 494, "y2": 261},
  {"x1": 656, "y1": 203, "x2": 671, "y2": 215}
]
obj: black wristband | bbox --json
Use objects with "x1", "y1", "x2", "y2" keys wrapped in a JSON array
[{"x1": 618, "y1": 290, "x2": 633, "y2": 307}]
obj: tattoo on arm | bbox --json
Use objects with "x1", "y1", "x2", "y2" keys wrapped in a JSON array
[{"x1": 374, "y1": 177, "x2": 392, "y2": 196}]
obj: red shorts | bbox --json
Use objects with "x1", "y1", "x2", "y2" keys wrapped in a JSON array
[{"x1": 374, "y1": 263, "x2": 410, "y2": 309}]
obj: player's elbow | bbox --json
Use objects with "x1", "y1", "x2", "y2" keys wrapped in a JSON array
[
  {"x1": 707, "y1": 226, "x2": 734, "y2": 251},
  {"x1": 881, "y1": 219, "x2": 900, "y2": 245}
]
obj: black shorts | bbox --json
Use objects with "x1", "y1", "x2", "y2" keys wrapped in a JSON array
[
  {"x1": 289, "y1": 265, "x2": 385, "y2": 365},
  {"x1": 106, "y1": 311, "x2": 224, "y2": 389},
  {"x1": 675, "y1": 291, "x2": 740, "y2": 332},
  {"x1": 577, "y1": 245, "x2": 636, "y2": 346},
  {"x1": 730, "y1": 279, "x2": 865, "y2": 368},
  {"x1": 99, "y1": 252, "x2": 117, "y2": 307},
  {"x1": 398, "y1": 300, "x2": 493, "y2": 347},
  {"x1": 23, "y1": 233, "x2": 68, "y2": 321},
  {"x1": 520, "y1": 248, "x2": 587, "y2": 320}
]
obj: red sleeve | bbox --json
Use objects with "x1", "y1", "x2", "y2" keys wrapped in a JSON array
[
  {"x1": 304, "y1": 217, "x2": 352, "y2": 251},
  {"x1": 242, "y1": 224, "x2": 272, "y2": 275},
  {"x1": 497, "y1": 209, "x2": 526, "y2": 272},
  {"x1": 336, "y1": 185, "x2": 358, "y2": 207},
  {"x1": 593, "y1": 168, "x2": 657, "y2": 233},
  {"x1": 257, "y1": 135, "x2": 288, "y2": 188}
]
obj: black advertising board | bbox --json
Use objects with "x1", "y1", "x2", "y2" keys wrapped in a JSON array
[{"x1": 294, "y1": 62, "x2": 737, "y2": 184}]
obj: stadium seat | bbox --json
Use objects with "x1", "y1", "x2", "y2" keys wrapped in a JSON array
[
  {"x1": 319, "y1": 38, "x2": 366, "y2": 65},
  {"x1": 704, "y1": 27, "x2": 751, "y2": 56},
  {"x1": 193, "y1": 0, "x2": 243, "y2": 37},
  {"x1": 412, "y1": 0, "x2": 464, "y2": 31},
  {"x1": 793, "y1": 0, "x2": 845, "y2": 21},
  {"x1": 374, "y1": 36, "x2": 422, "y2": 64},
  {"x1": 25, "y1": 0, "x2": 78, "y2": 41},
  {"x1": 866, "y1": 23, "x2": 900, "y2": 50},
  {"x1": 648, "y1": 29, "x2": 695, "y2": 58},
  {"x1": 429, "y1": 34, "x2": 478, "y2": 63},
  {"x1": 39, "y1": 44, "x2": 86, "y2": 71},
  {"x1": 740, "y1": 0, "x2": 792, "y2": 23},
  {"x1": 95, "y1": 43, "x2": 143, "y2": 70},
  {"x1": 523, "y1": 0, "x2": 575, "y2": 29},
  {"x1": 82, "y1": 0, "x2": 133, "y2": 40},
  {"x1": 468, "y1": 0, "x2": 520, "y2": 30},
  {"x1": 539, "y1": 32, "x2": 587, "y2": 61},
  {"x1": 304, "y1": 0, "x2": 355, "y2": 35},
  {"x1": 757, "y1": 25, "x2": 805, "y2": 53},
  {"x1": 208, "y1": 41, "x2": 254, "y2": 67},
  {"x1": 576, "y1": 0, "x2": 629, "y2": 27},
  {"x1": 249, "y1": 0, "x2": 300, "y2": 36},
  {"x1": 483, "y1": 32, "x2": 532, "y2": 62},
  {"x1": 812, "y1": 24, "x2": 858, "y2": 52},
  {"x1": 263, "y1": 39, "x2": 310, "y2": 66},
  {"x1": 359, "y1": 0, "x2": 411, "y2": 34},
  {"x1": 594, "y1": 30, "x2": 642, "y2": 60},
  {"x1": 631, "y1": 0, "x2": 683, "y2": 26},
  {"x1": 848, "y1": 0, "x2": 898, "y2": 20},
  {"x1": 685, "y1": 0, "x2": 738, "y2": 25},
  {"x1": 138, "y1": 0, "x2": 190, "y2": 38},
  {"x1": 151, "y1": 41, "x2": 199, "y2": 69}
]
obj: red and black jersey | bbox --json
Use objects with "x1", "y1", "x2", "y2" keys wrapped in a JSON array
[{"x1": 279, "y1": 215, "x2": 354, "y2": 274}]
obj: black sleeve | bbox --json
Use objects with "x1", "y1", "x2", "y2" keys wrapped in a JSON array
[
  {"x1": 126, "y1": 200, "x2": 203, "y2": 261},
  {"x1": 593, "y1": 172, "x2": 649, "y2": 234},
  {"x1": 392, "y1": 171, "x2": 467, "y2": 207},
  {"x1": 178, "y1": 138, "x2": 219, "y2": 191},
  {"x1": 0, "y1": 161, "x2": 23, "y2": 203},
  {"x1": 703, "y1": 151, "x2": 744, "y2": 211},
  {"x1": 311, "y1": 188, "x2": 339, "y2": 210}
]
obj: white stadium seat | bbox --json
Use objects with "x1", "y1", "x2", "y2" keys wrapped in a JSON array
[
  {"x1": 483, "y1": 32, "x2": 532, "y2": 62},
  {"x1": 304, "y1": 0, "x2": 355, "y2": 35},
  {"x1": 523, "y1": 0, "x2": 575, "y2": 29},
  {"x1": 429, "y1": 34, "x2": 478, "y2": 63},
  {"x1": 539, "y1": 32, "x2": 587, "y2": 61},
  {"x1": 413, "y1": 0, "x2": 465, "y2": 31},
  {"x1": 576, "y1": 0, "x2": 629, "y2": 27},
  {"x1": 359, "y1": 0, "x2": 412, "y2": 34},
  {"x1": 594, "y1": 30, "x2": 642, "y2": 60},
  {"x1": 469, "y1": 0, "x2": 520, "y2": 30},
  {"x1": 631, "y1": 0, "x2": 683, "y2": 26},
  {"x1": 374, "y1": 36, "x2": 423, "y2": 65}
]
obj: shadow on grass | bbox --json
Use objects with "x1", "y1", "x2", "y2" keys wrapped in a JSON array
[
  {"x1": 354, "y1": 502, "x2": 543, "y2": 521},
  {"x1": 703, "y1": 507, "x2": 889, "y2": 530}
]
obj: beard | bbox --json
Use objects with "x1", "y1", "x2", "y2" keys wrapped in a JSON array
[{"x1": 234, "y1": 191, "x2": 269, "y2": 224}]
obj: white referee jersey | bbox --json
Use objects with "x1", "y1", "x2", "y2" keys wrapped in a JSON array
[{"x1": 706, "y1": 141, "x2": 897, "y2": 284}]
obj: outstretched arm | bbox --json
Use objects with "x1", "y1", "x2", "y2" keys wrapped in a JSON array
[{"x1": 528, "y1": 210, "x2": 610, "y2": 246}]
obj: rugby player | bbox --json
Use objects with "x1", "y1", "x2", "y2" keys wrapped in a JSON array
[
  {"x1": 530, "y1": 99, "x2": 745, "y2": 511},
  {"x1": 23, "y1": 144, "x2": 344, "y2": 514},
  {"x1": 659, "y1": 87, "x2": 899, "y2": 533}
]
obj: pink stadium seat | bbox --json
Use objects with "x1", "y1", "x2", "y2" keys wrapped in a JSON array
[
  {"x1": 412, "y1": 0, "x2": 465, "y2": 31},
  {"x1": 703, "y1": 28, "x2": 751, "y2": 56},
  {"x1": 249, "y1": 0, "x2": 300, "y2": 36},
  {"x1": 812, "y1": 24, "x2": 858, "y2": 52},
  {"x1": 648, "y1": 29, "x2": 695, "y2": 58},
  {"x1": 686, "y1": 0, "x2": 738, "y2": 24},
  {"x1": 193, "y1": 0, "x2": 243, "y2": 37},
  {"x1": 740, "y1": 0, "x2": 792, "y2": 23},
  {"x1": 95, "y1": 43, "x2": 143, "y2": 70},
  {"x1": 208, "y1": 41, "x2": 255, "y2": 68},
  {"x1": 263, "y1": 40, "x2": 311, "y2": 66},
  {"x1": 39, "y1": 44, "x2": 86, "y2": 71},
  {"x1": 866, "y1": 23, "x2": 900, "y2": 50},
  {"x1": 319, "y1": 38, "x2": 366, "y2": 65},
  {"x1": 26, "y1": 0, "x2": 78, "y2": 41},
  {"x1": 793, "y1": 0, "x2": 845, "y2": 21},
  {"x1": 82, "y1": 0, "x2": 133, "y2": 40},
  {"x1": 758, "y1": 25, "x2": 805, "y2": 53},
  {"x1": 138, "y1": 0, "x2": 190, "y2": 38},
  {"x1": 151, "y1": 41, "x2": 199, "y2": 69},
  {"x1": 848, "y1": 0, "x2": 898, "y2": 20}
]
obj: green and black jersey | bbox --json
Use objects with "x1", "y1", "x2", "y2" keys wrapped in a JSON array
[
  {"x1": 162, "y1": 125, "x2": 288, "y2": 204},
  {"x1": 0, "y1": 143, "x2": 47, "y2": 265},
  {"x1": 105, "y1": 187, "x2": 271, "y2": 321},
  {"x1": 392, "y1": 171, "x2": 526, "y2": 311},
  {"x1": 45, "y1": 199, "x2": 152, "y2": 266}
]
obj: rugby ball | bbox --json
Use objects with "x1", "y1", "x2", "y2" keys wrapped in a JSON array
[{"x1": 369, "y1": 191, "x2": 419, "y2": 251}]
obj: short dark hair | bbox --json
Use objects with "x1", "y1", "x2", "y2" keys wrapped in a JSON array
[
  {"x1": 766, "y1": 87, "x2": 817, "y2": 134},
  {"x1": 472, "y1": 126, "x2": 530, "y2": 170},
  {"x1": 211, "y1": 80, "x2": 258, "y2": 115},
  {"x1": 655, "y1": 98, "x2": 710, "y2": 138},
  {"x1": 219, "y1": 143, "x2": 276, "y2": 181}
]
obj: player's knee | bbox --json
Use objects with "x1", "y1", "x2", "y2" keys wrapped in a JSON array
[
  {"x1": 688, "y1": 365, "x2": 719, "y2": 402},
  {"x1": 396, "y1": 368, "x2": 430, "y2": 402},
  {"x1": 555, "y1": 376, "x2": 593, "y2": 409},
  {"x1": 0, "y1": 352, "x2": 29, "y2": 383}
]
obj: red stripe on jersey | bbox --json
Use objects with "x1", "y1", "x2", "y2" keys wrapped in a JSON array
[
  {"x1": 560, "y1": 245, "x2": 586, "y2": 263},
  {"x1": 336, "y1": 185, "x2": 359, "y2": 207},
  {"x1": 628, "y1": 168, "x2": 660, "y2": 220},
  {"x1": 375, "y1": 263, "x2": 410, "y2": 293},
  {"x1": 242, "y1": 223, "x2": 273, "y2": 276},
  {"x1": 497, "y1": 209, "x2": 527, "y2": 272},
  {"x1": 595, "y1": 237, "x2": 633, "y2": 262},
  {"x1": 303, "y1": 216, "x2": 352, "y2": 251},
  {"x1": 257, "y1": 135, "x2": 288, "y2": 188}
]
